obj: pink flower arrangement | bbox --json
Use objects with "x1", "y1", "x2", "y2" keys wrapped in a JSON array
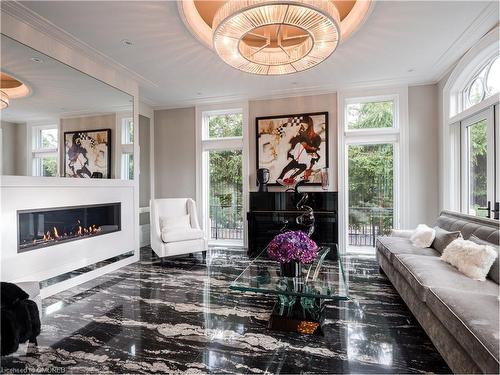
[{"x1": 267, "y1": 230, "x2": 318, "y2": 264}]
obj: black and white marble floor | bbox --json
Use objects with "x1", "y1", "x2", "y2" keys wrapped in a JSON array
[{"x1": 1, "y1": 248, "x2": 451, "y2": 374}]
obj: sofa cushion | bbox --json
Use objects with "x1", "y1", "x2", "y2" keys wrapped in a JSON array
[
  {"x1": 160, "y1": 214, "x2": 190, "y2": 231},
  {"x1": 426, "y1": 287, "x2": 500, "y2": 374},
  {"x1": 435, "y1": 211, "x2": 499, "y2": 245},
  {"x1": 392, "y1": 254, "x2": 499, "y2": 302},
  {"x1": 431, "y1": 226, "x2": 461, "y2": 253},
  {"x1": 161, "y1": 228, "x2": 204, "y2": 243},
  {"x1": 376, "y1": 237, "x2": 439, "y2": 263}
]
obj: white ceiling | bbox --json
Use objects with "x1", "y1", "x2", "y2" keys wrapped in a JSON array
[
  {"x1": 16, "y1": 1, "x2": 500, "y2": 108},
  {"x1": 0, "y1": 35, "x2": 132, "y2": 123}
]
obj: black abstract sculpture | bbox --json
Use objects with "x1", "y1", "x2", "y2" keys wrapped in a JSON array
[
  {"x1": 279, "y1": 180, "x2": 315, "y2": 236},
  {"x1": 257, "y1": 168, "x2": 270, "y2": 192},
  {"x1": 294, "y1": 180, "x2": 315, "y2": 236}
]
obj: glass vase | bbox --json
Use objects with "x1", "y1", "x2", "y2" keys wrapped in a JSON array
[{"x1": 280, "y1": 261, "x2": 302, "y2": 278}]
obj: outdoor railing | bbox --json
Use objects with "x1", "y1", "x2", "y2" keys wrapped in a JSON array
[
  {"x1": 210, "y1": 204, "x2": 243, "y2": 240},
  {"x1": 348, "y1": 207, "x2": 393, "y2": 247},
  {"x1": 210, "y1": 204, "x2": 392, "y2": 246}
]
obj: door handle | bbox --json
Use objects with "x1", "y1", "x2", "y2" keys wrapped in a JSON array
[
  {"x1": 477, "y1": 201, "x2": 491, "y2": 219},
  {"x1": 493, "y1": 202, "x2": 500, "y2": 220}
]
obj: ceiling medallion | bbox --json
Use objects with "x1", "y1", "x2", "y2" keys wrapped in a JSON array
[{"x1": 212, "y1": 1, "x2": 341, "y2": 75}]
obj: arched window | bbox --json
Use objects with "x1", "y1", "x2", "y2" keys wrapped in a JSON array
[
  {"x1": 461, "y1": 54, "x2": 500, "y2": 110},
  {"x1": 442, "y1": 27, "x2": 499, "y2": 217}
]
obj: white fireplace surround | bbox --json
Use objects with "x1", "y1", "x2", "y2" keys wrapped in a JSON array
[{"x1": 0, "y1": 176, "x2": 137, "y2": 297}]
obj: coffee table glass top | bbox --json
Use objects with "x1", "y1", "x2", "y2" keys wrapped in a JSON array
[{"x1": 230, "y1": 246, "x2": 349, "y2": 300}]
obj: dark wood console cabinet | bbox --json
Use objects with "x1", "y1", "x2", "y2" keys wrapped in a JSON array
[{"x1": 247, "y1": 192, "x2": 338, "y2": 257}]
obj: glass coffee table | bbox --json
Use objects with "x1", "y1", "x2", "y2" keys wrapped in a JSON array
[{"x1": 230, "y1": 246, "x2": 349, "y2": 335}]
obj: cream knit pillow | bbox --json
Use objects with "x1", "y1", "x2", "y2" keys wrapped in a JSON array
[{"x1": 441, "y1": 238, "x2": 498, "y2": 281}]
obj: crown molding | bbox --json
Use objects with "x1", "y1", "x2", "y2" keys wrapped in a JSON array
[
  {"x1": 1, "y1": 1, "x2": 159, "y2": 90},
  {"x1": 432, "y1": 2, "x2": 499, "y2": 83},
  {"x1": 152, "y1": 74, "x2": 435, "y2": 110}
]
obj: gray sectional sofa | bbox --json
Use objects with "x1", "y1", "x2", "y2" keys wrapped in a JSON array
[{"x1": 376, "y1": 210, "x2": 499, "y2": 374}]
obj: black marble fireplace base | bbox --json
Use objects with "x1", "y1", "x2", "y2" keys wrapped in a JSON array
[{"x1": 247, "y1": 192, "x2": 338, "y2": 257}]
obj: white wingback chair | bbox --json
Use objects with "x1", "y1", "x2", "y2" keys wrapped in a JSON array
[{"x1": 150, "y1": 198, "x2": 207, "y2": 258}]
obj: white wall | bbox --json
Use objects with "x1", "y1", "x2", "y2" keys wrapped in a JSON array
[
  {"x1": 154, "y1": 107, "x2": 197, "y2": 199},
  {"x1": 1, "y1": 121, "x2": 27, "y2": 176},
  {"x1": 153, "y1": 94, "x2": 338, "y2": 201},
  {"x1": 408, "y1": 84, "x2": 440, "y2": 226}
]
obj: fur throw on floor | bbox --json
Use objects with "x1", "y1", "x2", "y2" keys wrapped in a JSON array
[
  {"x1": 0, "y1": 282, "x2": 41, "y2": 356},
  {"x1": 441, "y1": 238, "x2": 498, "y2": 281}
]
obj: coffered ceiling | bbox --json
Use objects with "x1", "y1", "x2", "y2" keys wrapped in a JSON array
[{"x1": 8, "y1": 1, "x2": 500, "y2": 108}]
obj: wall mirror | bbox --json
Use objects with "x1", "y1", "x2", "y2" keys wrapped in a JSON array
[{"x1": 0, "y1": 34, "x2": 134, "y2": 180}]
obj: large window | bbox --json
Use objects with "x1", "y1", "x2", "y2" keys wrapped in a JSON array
[
  {"x1": 460, "y1": 109, "x2": 496, "y2": 218},
  {"x1": 444, "y1": 33, "x2": 499, "y2": 218},
  {"x1": 340, "y1": 88, "x2": 407, "y2": 253},
  {"x1": 348, "y1": 143, "x2": 394, "y2": 247},
  {"x1": 32, "y1": 125, "x2": 58, "y2": 177},
  {"x1": 199, "y1": 108, "x2": 246, "y2": 245}
]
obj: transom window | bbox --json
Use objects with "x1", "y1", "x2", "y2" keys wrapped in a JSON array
[
  {"x1": 203, "y1": 112, "x2": 243, "y2": 139},
  {"x1": 345, "y1": 98, "x2": 396, "y2": 130},
  {"x1": 462, "y1": 54, "x2": 500, "y2": 109}
]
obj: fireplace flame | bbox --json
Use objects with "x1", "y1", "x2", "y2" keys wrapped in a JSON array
[{"x1": 20, "y1": 219, "x2": 104, "y2": 250}]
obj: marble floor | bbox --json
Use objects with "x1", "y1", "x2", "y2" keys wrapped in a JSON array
[{"x1": 1, "y1": 248, "x2": 451, "y2": 374}]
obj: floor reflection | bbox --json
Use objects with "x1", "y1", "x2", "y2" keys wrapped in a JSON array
[{"x1": 1, "y1": 248, "x2": 450, "y2": 374}]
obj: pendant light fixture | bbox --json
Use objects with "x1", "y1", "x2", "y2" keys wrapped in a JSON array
[
  {"x1": 212, "y1": 0, "x2": 341, "y2": 75},
  {"x1": 0, "y1": 90, "x2": 8, "y2": 109}
]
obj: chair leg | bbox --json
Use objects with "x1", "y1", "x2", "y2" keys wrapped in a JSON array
[{"x1": 202, "y1": 251, "x2": 207, "y2": 262}]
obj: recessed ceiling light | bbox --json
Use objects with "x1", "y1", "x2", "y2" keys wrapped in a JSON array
[
  {"x1": 197, "y1": 92, "x2": 202, "y2": 96},
  {"x1": 30, "y1": 57, "x2": 44, "y2": 63},
  {"x1": 407, "y1": 68, "x2": 415, "y2": 73},
  {"x1": 121, "y1": 39, "x2": 134, "y2": 46}
]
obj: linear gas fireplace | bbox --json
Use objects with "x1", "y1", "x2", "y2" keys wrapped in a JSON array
[{"x1": 18, "y1": 203, "x2": 121, "y2": 252}]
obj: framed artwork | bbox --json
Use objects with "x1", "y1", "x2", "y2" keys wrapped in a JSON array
[
  {"x1": 256, "y1": 112, "x2": 328, "y2": 185},
  {"x1": 64, "y1": 129, "x2": 111, "y2": 178}
]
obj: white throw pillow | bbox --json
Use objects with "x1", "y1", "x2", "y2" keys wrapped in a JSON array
[
  {"x1": 410, "y1": 224, "x2": 436, "y2": 248},
  {"x1": 160, "y1": 214, "x2": 190, "y2": 231},
  {"x1": 441, "y1": 238, "x2": 498, "y2": 281}
]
